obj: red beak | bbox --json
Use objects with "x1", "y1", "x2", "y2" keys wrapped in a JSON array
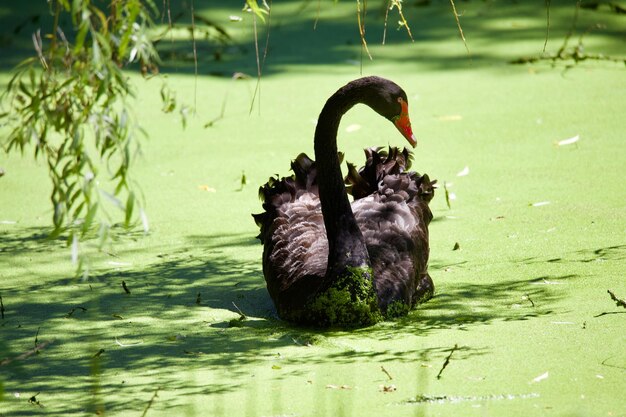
[
  {"x1": 393, "y1": 98, "x2": 417, "y2": 148},
  {"x1": 394, "y1": 114, "x2": 417, "y2": 148}
]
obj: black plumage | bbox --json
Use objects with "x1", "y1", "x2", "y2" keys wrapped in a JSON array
[{"x1": 253, "y1": 77, "x2": 435, "y2": 327}]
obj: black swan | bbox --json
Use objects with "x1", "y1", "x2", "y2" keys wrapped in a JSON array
[{"x1": 253, "y1": 76, "x2": 435, "y2": 327}]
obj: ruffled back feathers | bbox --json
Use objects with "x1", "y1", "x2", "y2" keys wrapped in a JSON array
[{"x1": 253, "y1": 147, "x2": 435, "y2": 321}]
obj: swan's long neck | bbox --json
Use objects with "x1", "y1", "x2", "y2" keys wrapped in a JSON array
[{"x1": 314, "y1": 87, "x2": 370, "y2": 278}]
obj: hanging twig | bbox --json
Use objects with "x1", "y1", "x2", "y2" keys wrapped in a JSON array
[
  {"x1": 383, "y1": 0, "x2": 390, "y2": 45},
  {"x1": 543, "y1": 0, "x2": 551, "y2": 52},
  {"x1": 249, "y1": 0, "x2": 272, "y2": 115},
  {"x1": 557, "y1": 0, "x2": 581, "y2": 57},
  {"x1": 314, "y1": 0, "x2": 321, "y2": 30},
  {"x1": 357, "y1": 0, "x2": 373, "y2": 67},
  {"x1": 160, "y1": 0, "x2": 174, "y2": 50},
  {"x1": 32, "y1": 30, "x2": 48, "y2": 70},
  {"x1": 0, "y1": 294, "x2": 5, "y2": 319},
  {"x1": 449, "y1": 0, "x2": 469, "y2": 55},
  {"x1": 388, "y1": 0, "x2": 413, "y2": 43},
  {"x1": 190, "y1": 0, "x2": 198, "y2": 114},
  {"x1": 511, "y1": 0, "x2": 625, "y2": 66}
]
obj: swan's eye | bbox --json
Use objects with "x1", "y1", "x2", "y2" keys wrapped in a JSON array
[{"x1": 396, "y1": 98, "x2": 408, "y2": 116}]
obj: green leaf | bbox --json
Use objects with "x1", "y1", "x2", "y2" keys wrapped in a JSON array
[
  {"x1": 73, "y1": 20, "x2": 89, "y2": 55},
  {"x1": 245, "y1": 0, "x2": 268, "y2": 22},
  {"x1": 61, "y1": 159, "x2": 74, "y2": 178},
  {"x1": 82, "y1": 203, "x2": 98, "y2": 236},
  {"x1": 125, "y1": 192, "x2": 135, "y2": 227},
  {"x1": 1, "y1": 0, "x2": 159, "y2": 275},
  {"x1": 73, "y1": 200, "x2": 86, "y2": 219},
  {"x1": 66, "y1": 182, "x2": 78, "y2": 204},
  {"x1": 18, "y1": 81, "x2": 32, "y2": 98},
  {"x1": 117, "y1": 5, "x2": 140, "y2": 60}
]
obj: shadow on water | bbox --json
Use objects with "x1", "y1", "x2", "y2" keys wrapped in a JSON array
[
  {"x1": 0, "y1": 227, "x2": 64, "y2": 256},
  {"x1": 0, "y1": 1, "x2": 623, "y2": 73},
  {"x1": 0, "y1": 224, "x2": 583, "y2": 415},
  {"x1": 518, "y1": 244, "x2": 626, "y2": 265}
]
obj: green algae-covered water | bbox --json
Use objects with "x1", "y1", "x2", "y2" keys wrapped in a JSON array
[{"x1": 1, "y1": 1, "x2": 624, "y2": 416}]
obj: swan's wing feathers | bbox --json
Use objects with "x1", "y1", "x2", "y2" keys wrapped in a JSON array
[
  {"x1": 270, "y1": 201, "x2": 327, "y2": 284},
  {"x1": 263, "y1": 194, "x2": 328, "y2": 313},
  {"x1": 253, "y1": 153, "x2": 328, "y2": 314},
  {"x1": 350, "y1": 146, "x2": 436, "y2": 311},
  {"x1": 253, "y1": 153, "x2": 319, "y2": 243}
]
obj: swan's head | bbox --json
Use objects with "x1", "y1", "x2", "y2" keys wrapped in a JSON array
[{"x1": 361, "y1": 77, "x2": 417, "y2": 148}]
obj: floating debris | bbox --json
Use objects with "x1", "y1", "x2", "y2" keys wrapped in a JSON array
[
  {"x1": 456, "y1": 166, "x2": 470, "y2": 177},
  {"x1": 607, "y1": 289, "x2": 626, "y2": 309},
  {"x1": 436, "y1": 344, "x2": 458, "y2": 380},
  {"x1": 198, "y1": 185, "x2": 217, "y2": 192},
  {"x1": 381, "y1": 366, "x2": 393, "y2": 380},
  {"x1": 557, "y1": 135, "x2": 580, "y2": 146},
  {"x1": 531, "y1": 371, "x2": 549, "y2": 383},
  {"x1": 403, "y1": 392, "x2": 540, "y2": 405},
  {"x1": 108, "y1": 261, "x2": 132, "y2": 267},
  {"x1": 28, "y1": 392, "x2": 44, "y2": 408},
  {"x1": 65, "y1": 306, "x2": 87, "y2": 318},
  {"x1": 115, "y1": 337, "x2": 144, "y2": 347},
  {"x1": 437, "y1": 115, "x2": 463, "y2": 122},
  {"x1": 443, "y1": 182, "x2": 452, "y2": 209}
]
